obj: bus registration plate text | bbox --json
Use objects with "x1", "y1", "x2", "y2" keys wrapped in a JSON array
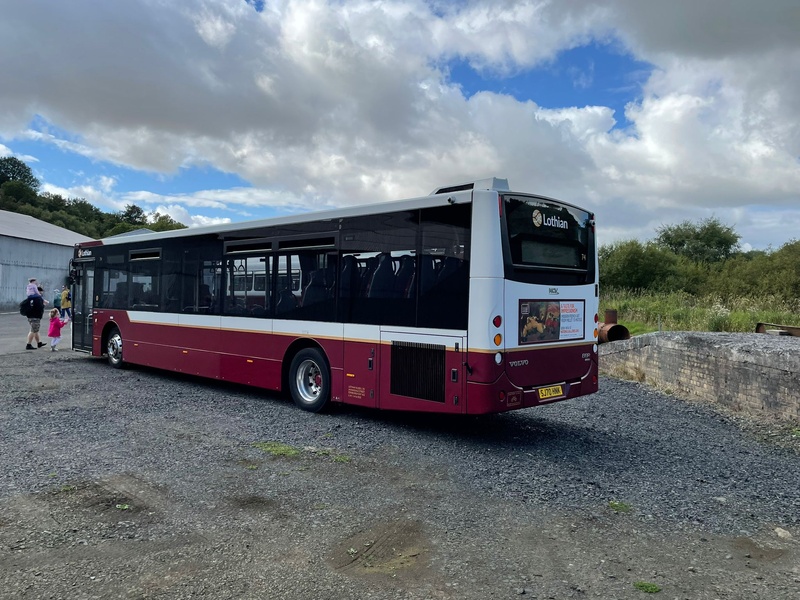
[{"x1": 538, "y1": 385, "x2": 563, "y2": 400}]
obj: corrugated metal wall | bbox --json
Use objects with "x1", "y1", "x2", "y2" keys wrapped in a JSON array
[{"x1": 0, "y1": 237, "x2": 73, "y2": 311}]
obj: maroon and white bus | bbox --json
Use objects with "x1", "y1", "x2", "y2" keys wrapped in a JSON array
[{"x1": 70, "y1": 178, "x2": 599, "y2": 414}]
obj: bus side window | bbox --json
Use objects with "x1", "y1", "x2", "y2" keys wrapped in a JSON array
[{"x1": 418, "y1": 204, "x2": 471, "y2": 329}]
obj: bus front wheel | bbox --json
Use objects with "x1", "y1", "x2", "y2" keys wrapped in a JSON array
[
  {"x1": 288, "y1": 348, "x2": 330, "y2": 413},
  {"x1": 107, "y1": 326, "x2": 125, "y2": 369}
]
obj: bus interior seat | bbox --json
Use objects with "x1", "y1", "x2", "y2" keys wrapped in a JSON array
[
  {"x1": 437, "y1": 256, "x2": 462, "y2": 284},
  {"x1": 276, "y1": 289, "x2": 298, "y2": 314},
  {"x1": 419, "y1": 254, "x2": 437, "y2": 294},
  {"x1": 359, "y1": 256, "x2": 378, "y2": 296},
  {"x1": 226, "y1": 302, "x2": 246, "y2": 316},
  {"x1": 250, "y1": 305, "x2": 267, "y2": 317},
  {"x1": 339, "y1": 255, "x2": 359, "y2": 298},
  {"x1": 394, "y1": 255, "x2": 414, "y2": 296},
  {"x1": 198, "y1": 284, "x2": 212, "y2": 307},
  {"x1": 302, "y1": 270, "x2": 327, "y2": 305},
  {"x1": 367, "y1": 253, "x2": 396, "y2": 298},
  {"x1": 112, "y1": 282, "x2": 128, "y2": 308}
]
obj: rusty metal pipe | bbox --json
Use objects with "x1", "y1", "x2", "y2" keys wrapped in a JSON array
[{"x1": 598, "y1": 322, "x2": 630, "y2": 344}]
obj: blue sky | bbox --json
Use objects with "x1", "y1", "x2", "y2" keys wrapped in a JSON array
[
  {"x1": 1, "y1": 1, "x2": 799, "y2": 249},
  {"x1": 448, "y1": 42, "x2": 650, "y2": 126}
]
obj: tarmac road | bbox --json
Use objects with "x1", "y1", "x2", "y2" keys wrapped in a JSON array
[{"x1": 0, "y1": 310, "x2": 73, "y2": 356}]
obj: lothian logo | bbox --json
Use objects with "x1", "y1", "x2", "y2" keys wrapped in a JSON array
[{"x1": 532, "y1": 210, "x2": 568, "y2": 229}]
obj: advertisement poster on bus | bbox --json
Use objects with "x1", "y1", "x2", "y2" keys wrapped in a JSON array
[{"x1": 518, "y1": 300, "x2": 585, "y2": 345}]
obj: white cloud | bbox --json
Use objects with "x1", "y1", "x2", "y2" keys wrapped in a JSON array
[{"x1": 0, "y1": 0, "x2": 798, "y2": 250}]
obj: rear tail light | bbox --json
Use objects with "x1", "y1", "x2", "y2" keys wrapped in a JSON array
[
  {"x1": 492, "y1": 315, "x2": 502, "y2": 328},
  {"x1": 493, "y1": 334, "x2": 502, "y2": 346}
]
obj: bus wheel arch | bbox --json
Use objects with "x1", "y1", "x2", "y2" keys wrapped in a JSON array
[
  {"x1": 284, "y1": 341, "x2": 331, "y2": 413},
  {"x1": 104, "y1": 323, "x2": 125, "y2": 369}
]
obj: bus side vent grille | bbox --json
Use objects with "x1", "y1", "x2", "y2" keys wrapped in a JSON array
[{"x1": 390, "y1": 341, "x2": 445, "y2": 403}]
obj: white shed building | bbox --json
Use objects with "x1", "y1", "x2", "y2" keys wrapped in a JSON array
[{"x1": 0, "y1": 210, "x2": 93, "y2": 311}]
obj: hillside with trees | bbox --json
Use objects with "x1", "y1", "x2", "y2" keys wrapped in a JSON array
[{"x1": 0, "y1": 156, "x2": 186, "y2": 238}]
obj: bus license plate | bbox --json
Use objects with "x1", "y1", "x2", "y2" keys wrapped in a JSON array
[{"x1": 538, "y1": 385, "x2": 563, "y2": 400}]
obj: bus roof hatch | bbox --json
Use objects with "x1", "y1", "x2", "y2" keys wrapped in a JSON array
[{"x1": 431, "y1": 177, "x2": 510, "y2": 195}]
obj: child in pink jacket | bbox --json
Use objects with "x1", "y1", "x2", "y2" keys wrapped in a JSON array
[{"x1": 48, "y1": 308, "x2": 69, "y2": 352}]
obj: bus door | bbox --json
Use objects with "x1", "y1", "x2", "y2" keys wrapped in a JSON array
[
  {"x1": 70, "y1": 258, "x2": 95, "y2": 352},
  {"x1": 378, "y1": 331, "x2": 466, "y2": 414}
]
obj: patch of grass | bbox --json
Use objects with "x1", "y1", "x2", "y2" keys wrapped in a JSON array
[
  {"x1": 115, "y1": 503, "x2": 131, "y2": 511},
  {"x1": 252, "y1": 441, "x2": 301, "y2": 457},
  {"x1": 59, "y1": 484, "x2": 77, "y2": 493},
  {"x1": 601, "y1": 290, "x2": 800, "y2": 333},
  {"x1": 633, "y1": 581, "x2": 661, "y2": 593},
  {"x1": 618, "y1": 320, "x2": 659, "y2": 336},
  {"x1": 333, "y1": 454, "x2": 351, "y2": 463},
  {"x1": 608, "y1": 500, "x2": 632, "y2": 513},
  {"x1": 245, "y1": 464, "x2": 259, "y2": 470}
]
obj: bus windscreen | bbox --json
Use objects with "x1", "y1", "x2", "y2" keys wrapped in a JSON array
[{"x1": 504, "y1": 196, "x2": 591, "y2": 271}]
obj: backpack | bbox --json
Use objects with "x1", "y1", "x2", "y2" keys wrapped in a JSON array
[
  {"x1": 19, "y1": 298, "x2": 30, "y2": 317},
  {"x1": 67, "y1": 290, "x2": 72, "y2": 302}
]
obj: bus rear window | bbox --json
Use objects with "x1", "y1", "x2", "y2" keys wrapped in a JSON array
[{"x1": 504, "y1": 196, "x2": 591, "y2": 271}]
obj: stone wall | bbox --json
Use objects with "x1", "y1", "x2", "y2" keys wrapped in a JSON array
[{"x1": 599, "y1": 332, "x2": 800, "y2": 422}]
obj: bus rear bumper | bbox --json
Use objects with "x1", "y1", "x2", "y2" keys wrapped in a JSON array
[{"x1": 464, "y1": 365, "x2": 598, "y2": 415}]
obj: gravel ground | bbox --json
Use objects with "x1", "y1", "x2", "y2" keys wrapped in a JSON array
[{"x1": 1, "y1": 349, "x2": 799, "y2": 599}]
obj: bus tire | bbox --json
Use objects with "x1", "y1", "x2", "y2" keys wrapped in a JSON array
[
  {"x1": 288, "y1": 348, "x2": 330, "y2": 413},
  {"x1": 107, "y1": 326, "x2": 125, "y2": 369}
]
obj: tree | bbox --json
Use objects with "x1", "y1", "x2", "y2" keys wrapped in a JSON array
[
  {"x1": 599, "y1": 240, "x2": 680, "y2": 291},
  {"x1": 149, "y1": 211, "x2": 187, "y2": 232},
  {"x1": 0, "y1": 156, "x2": 40, "y2": 191},
  {"x1": 655, "y1": 217, "x2": 740, "y2": 263},
  {"x1": 105, "y1": 222, "x2": 140, "y2": 237},
  {"x1": 1, "y1": 180, "x2": 38, "y2": 205},
  {"x1": 120, "y1": 204, "x2": 147, "y2": 226}
]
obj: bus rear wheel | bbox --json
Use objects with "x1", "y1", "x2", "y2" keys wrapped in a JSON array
[
  {"x1": 289, "y1": 348, "x2": 330, "y2": 413},
  {"x1": 107, "y1": 326, "x2": 125, "y2": 369}
]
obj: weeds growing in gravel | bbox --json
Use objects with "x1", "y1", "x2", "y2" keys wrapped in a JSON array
[
  {"x1": 608, "y1": 500, "x2": 632, "y2": 513},
  {"x1": 252, "y1": 441, "x2": 301, "y2": 457},
  {"x1": 251, "y1": 441, "x2": 355, "y2": 464},
  {"x1": 633, "y1": 581, "x2": 662, "y2": 593}
]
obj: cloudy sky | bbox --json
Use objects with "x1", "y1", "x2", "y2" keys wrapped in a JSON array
[{"x1": 1, "y1": 0, "x2": 799, "y2": 250}]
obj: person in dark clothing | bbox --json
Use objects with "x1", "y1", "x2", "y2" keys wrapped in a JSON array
[{"x1": 25, "y1": 287, "x2": 47, "y2": 350}]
